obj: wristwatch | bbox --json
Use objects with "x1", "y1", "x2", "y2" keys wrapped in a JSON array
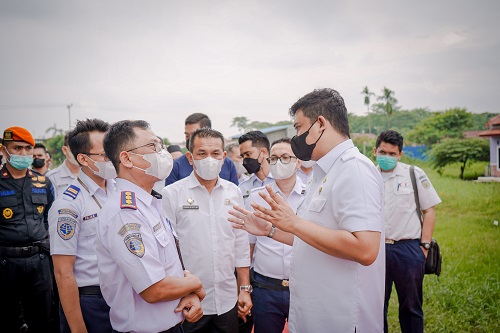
[
  {"x1": 239, "y1": 285, "x2": 253, "y2": 293},
  {"x1": 420, "y1": 242, "x2": 431, "y2": 250}
]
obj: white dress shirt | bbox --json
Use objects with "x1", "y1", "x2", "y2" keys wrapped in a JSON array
[
  {"x1": 162, "y1": 172, "x2": 250, "y2": 316},
  {"x1": 48, "y1": 171, "x2": 115, "y2": 287},
  {"x1": 246, "y1": 178, "x2": 305, "y2": 279},
  {"x1": 96, "y1": 178, "x2": 184, "y2": 333},
  {"x1": 238, "y1": 173, "x2": 274, "y2": 203},
  {"x1": 296, "y1": 167, "x2": 313, "y2": 186},
  {"x1": 290, "y1": 139, "x2": 385, "y2": 333},
  {"x1": 379, "y1": 162, "x2": 441, "y2": 240},
  {"x1": 46, "y1": 160, "x2": 77, "y2": 199}
]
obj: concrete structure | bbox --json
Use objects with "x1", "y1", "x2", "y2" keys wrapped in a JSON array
[{"x1": 478, "y1": 114, "x2": 500, "y2": 177}]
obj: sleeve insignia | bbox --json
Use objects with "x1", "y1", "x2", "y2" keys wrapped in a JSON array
[
  {"x1": 3, "y1": 208, "x2": 13, "y2": 219},
  {"x1": 83, "y1": 213, "x2": 98, "y2": 221},
  {"x1": 117, "y1": 223, "x2": 141, "y2": 236},
  {"x1": 57, "y1": 217, "x2": 77, "y2": 240},
  {"x1": 58, "y1": 209, "x2": 78, "y2": 219},
  {"x1": 63, "y1": 185, "x2": 80, "y2": 200},
  {"x1": 120, "y1": 191, "x2": 137, "y2": 210},
  {"x1": 421, "y1": 179, "x2": 430, "y2": 189},
  {"x1": 124, "y1": 233, "x2": 145, "y2": 257}
]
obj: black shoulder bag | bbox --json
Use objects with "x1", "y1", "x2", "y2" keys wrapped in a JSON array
[{"x1": 410, "y1": 166, "x2": 442, "y2": 276}]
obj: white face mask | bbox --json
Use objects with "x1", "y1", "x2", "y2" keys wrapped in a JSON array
[
  {"x1": 86, "y1": 156, "x2": 117, "y2": 180},
  {"x1": 301, "y1": 160, "x2": 316, "y2": 168},
  {"x1": 193, "y1": 157, "x2": 223, "y2": 180},
  {"x1": 131, "y1": 149, "x2": 173, "y2": 181},
  {"x1": 66, "y1": 147, "x2": 79, "y2": 166},
  {"x1": 270, "y1": 160, "x2": 297, "y2": 180},
  {"x1": 234, "y1": 161, "x2": 247, "y2": 176}
]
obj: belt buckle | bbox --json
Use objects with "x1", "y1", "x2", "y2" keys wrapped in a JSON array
[
  {"x1": 21, "y1": 246, "x2": 30, "y2": 256},
  {"x1": 385, "y1": 239, "x2": 395, "y2": 244},
  {"x1": 281, "y1": 280, "x2": 289, "y2": 287}
]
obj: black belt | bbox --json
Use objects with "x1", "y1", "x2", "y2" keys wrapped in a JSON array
[
  {"x1": 78, "y1": 286, "x2": 102, "y2": 296},
  {"x1": 112, "y1": 321, "x2": 182, "y2": 333},
  {"x1": 0, "y1": 245, "x2": 42, "y2": 258},
  {"x1": 385, "y1": 239, "x2": 418, "y2": 245},
  {"x1": 251, "y1": 269, "x2": 289, "y2": 291}
]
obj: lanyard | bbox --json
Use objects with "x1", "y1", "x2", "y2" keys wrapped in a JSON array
[
  {"x1": 77, "y1": 178, "x2": 102, "y2": 209},
  {"x1": 165, "y1": 217, "x2": 185, "y2": 270}
]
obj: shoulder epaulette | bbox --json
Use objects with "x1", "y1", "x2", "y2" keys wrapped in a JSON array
[
  {"x1": 120, "y1": 191, "x2": 137, "y2": 210},
  {"x1": 63, "y1": 185, "x2": 80, "y2": 200}
]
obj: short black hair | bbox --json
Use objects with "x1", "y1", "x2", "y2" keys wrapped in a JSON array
[
  {"x1": 167, "y1": 145, "x2": 182, "y2": 154},
  {"x1": 189, "y1": 128, "x2": 225, "y2": 152},
  {"x1": 289, "y1": 88, "x2": 350, "y2": 138},
  {"x1": 68, "y1": 119, "x2": 110, "y2": 165},
  {"x1": 238, "y1": 131, "x2": 270, "y2": 153},
  {"x1": 271, "y1": 137, "x2": 292, "y2": 148},
  {"x1": 185, "y1": 113, "x2": 211, "y2": 128},
  {"x1": 375, "y1": 130, "x2": 404, "y2": 152},
  {"x1": 34, "y1": 143, "x2": 47, "y2": 153},
  {"x1": 104, "y1": 120, "x2": 150, "y2": 171},
  {"x1": 63, "y1": 131, "x2": 71, "y2": 146}
]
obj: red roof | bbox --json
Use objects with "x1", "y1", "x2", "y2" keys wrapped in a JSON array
[
  {"x1": 478, "y1": 129, "x2": 500, "y2": 137},
  {"x1": 486, "y1": 114, "x2": 500, "y2": 127}
]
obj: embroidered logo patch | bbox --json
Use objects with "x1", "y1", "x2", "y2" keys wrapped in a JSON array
[
  {"x1": 32, "y1": 188, "x2": 47, "y2": 194},
  {"x1": 57, "y1": 217, "x2": 77, "y2": 240},
  {"x1": 37, "y1": 205, "x2": 44, "y2": 214},
  {"x1": 117, "y1": 223, "x2": 142, "y2": 236},
  {"x1": 120, "y1": 191, "x2": 137, "y2": 210},
  {"x1": 58, "y1": 209, "x2": 78, "y2": 219},
  {"x1": 63, "y1": 185, "x2": 80, "y2": 200},
  {"x1": 83, "y1": 213, "x2": 97, "y2": 221},
  {"x1": 124, "y1": 233, "x2": 145, "y2": 257},
  {"x1": 32, "y1": 182, "x2": 45, "y2": 188},
  {"x1": 3, "y1": 208, "x2": 13, "y2": 219},
  {"x1": 421, "y1": 179, "x2": 430, "y2": 189},
  {"x1": 38, "y1": 176, "x2": 46, "y2": 182}
]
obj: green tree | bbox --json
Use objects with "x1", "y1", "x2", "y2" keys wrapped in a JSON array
[
  {"x1": 231, "y1": 116, "x2": 250, "y2": 133},
  {"x1": 408, "y1": 108, "x2": 473, "y2": 146},
  {"x1": 44, "y1": 134, "x2": 65, "y2": 167},
  {"x1": 429, "y1": 138, "x2": 489, "y2": 179},
  {"x1": 45, "y1": 123, "x2": 64, "y2": 137},
  {"x1": 376, "y1": 87, "x2": 399, "y2": 129},
  {"x1": 361, "y1": 86, "x2": 375, "y2": 133},
  {"x1": 249, "y1": 121, "x2": 273, "y2": 129}
]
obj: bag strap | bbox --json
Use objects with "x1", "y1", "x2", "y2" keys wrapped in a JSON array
[{"x1": 409, "y1": 166, "x2": 424, "y2": 236}]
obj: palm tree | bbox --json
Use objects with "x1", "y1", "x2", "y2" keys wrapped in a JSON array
[
  {"x1": 361, "y1": 86, "x2": 375, "y2": 133},
  {"x1": 377, "y1": 87, "x2": 398, "y2": 129},
  {"x1": 45, "y1": 123, "x2": 64, "y2": 137}
]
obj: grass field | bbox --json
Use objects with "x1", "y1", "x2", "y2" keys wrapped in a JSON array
[{"x1": 386, "y1": 160, "x2": 500, "y2": 332}]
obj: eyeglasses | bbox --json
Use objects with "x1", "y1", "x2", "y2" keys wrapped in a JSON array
[
  {"x1": 85, "y1": 153, "x2": 109, "y2": 161},
  {"x1": 127, "y1": 142, "x2": 165, "y2": 154},
  {"x1": 267, "y1": 155, "x2": 297, "y2": 165}
]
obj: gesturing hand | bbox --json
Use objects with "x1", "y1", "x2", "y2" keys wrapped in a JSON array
[
  {"x1": 251, "y1": 184, "x2": 300, "y2": 234},
  {"x1": 228, "y1": 205, "x2": 271, "y2": 236}
]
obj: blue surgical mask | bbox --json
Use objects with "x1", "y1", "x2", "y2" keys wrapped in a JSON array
[
  {"x1": 5, "y1": 150, "x2": 33, "y2": 170},
  {"x1": 376, "y1": 155, "x2": 398, "y2": 171}
]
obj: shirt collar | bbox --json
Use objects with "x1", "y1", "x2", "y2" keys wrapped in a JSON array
[
  {"x1": 78, "y1": 170, "x2": 99, "y2": 196},
  {"x1": 376, "y1": 161, "x2": 405, "y2": 178},
  {"x1": 270, "y1": 175, "x2": 304, "y2": 197},
  {"x1": 115, "y1": 178, "x2": 154, "y2": 207},
  {"x1": 61, "y1": 160, "x2": 77, "y2": 179},
  {"x1": 315, "y1": 139, "x2": 355, "y2": 174}
]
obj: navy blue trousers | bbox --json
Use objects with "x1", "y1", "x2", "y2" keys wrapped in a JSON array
[
  {"x1": 59, "y1": 293, "x2": 112, "y2": 333},
  {"x1": 384, "y1": 240, "x2": 426, "y2": 333},
  {"x1": 251, "y1": 272, "x2": 289, "y2": 333}
]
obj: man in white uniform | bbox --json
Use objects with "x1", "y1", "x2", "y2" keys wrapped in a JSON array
[
  {"x1": 96, "y1": 120, "x2": 205, "y2": 333},
  {"x1": 229, "y1": 88, "x2": 385, "y2": 333},
  {"x1": 46, "y1": 132, "x2": 80, "y2": 198},
  {"x1": 374, "y1": 130, "x2": 441, "y2": 333},
  {"x1": 246, "y1": 137, "x2": 305, "y2": 333},
  {"x1": 238, "y1": 131, "x2": 274, "y2": 203},
  {"x1": 48, "y1": 118, "x2": 116, "y2": 332},
  {"x1": 162, "y1": 128, "x2": 251, "y2": 333}
]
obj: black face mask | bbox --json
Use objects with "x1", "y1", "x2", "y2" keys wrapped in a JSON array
[
  {"x1": 291, "y1": 120, "x2": 324, "y2": 161},
  {"x1": 243, "y1": 151, "x2": 262, "y2": 174},
  {"x1": 32, "y1": 158, "x2": 46, "y2": 169}
]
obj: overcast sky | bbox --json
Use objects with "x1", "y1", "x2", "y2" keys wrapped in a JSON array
[{"x1": 1, "y1": 0, "x2": 499, "y2": 143}]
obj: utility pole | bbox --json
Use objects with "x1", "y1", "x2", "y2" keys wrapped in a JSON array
[{"x1": 67, "y1": 104, "x2": 73, "y2": 129}]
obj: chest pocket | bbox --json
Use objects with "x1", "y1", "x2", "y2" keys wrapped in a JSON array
[
  {"x1": 32, "y1": 194, "x2": 48, "y2": 220},
  {"x1": 308, "y1": 197, "x2": 327, "y2": 214},
  {"x1": 154, "y1": 229, "x2": 177, "y2": 271},
  {"x1": 79, "y1": 220, "x2": 97, "y2": 255},
  {"x1": 394, "y1": 181, "x2": 414, "y2": 209},
  {"x1": 0, "y1": 196, "x2": 19, "y2": 222}
]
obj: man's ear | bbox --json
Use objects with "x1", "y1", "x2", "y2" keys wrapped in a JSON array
[
  {"x1": 77, "y1": 153, "x2": 89, "y2": 167},
  {"x1": 317, "y1": 115, "x2": 328, "y2": 130},
  {"x1": 186, "y1": 151, "x2": 194, "y2": 166},
  {"x1": 120, "y1": 151, "x2": 134, "y2": 169}
]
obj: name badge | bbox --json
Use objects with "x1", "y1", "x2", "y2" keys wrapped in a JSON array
[{"x1": 182, "y1": 205, "x2": 199, "y2": 209}]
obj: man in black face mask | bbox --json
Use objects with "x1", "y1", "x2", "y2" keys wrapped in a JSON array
[
  {"x1": 238, "y1": 131, "x2": 274, "y2": 205},
  {"x1": 32, "y1": 143, "x2": 50, "y2": 175},
  {"x1": 229, "y1": 88, "x2": 385, "y2": 332}
]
